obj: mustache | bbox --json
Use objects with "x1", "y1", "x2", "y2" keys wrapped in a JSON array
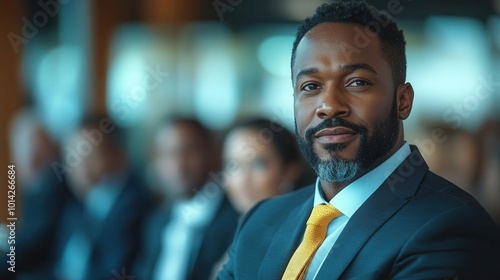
[{"x1": 304, "y1": 118, "x2": 367, "y2": 142}]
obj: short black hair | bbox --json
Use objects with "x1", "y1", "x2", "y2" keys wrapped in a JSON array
[
  {"x1": 291, "y1": 0, "x2": 407, "y2": 88},
  {"x1": 78, "y1": 114, "x2": 125, "y2": 149},
  {"x1": 226, "y1": 118, "x2": 301, "y2": 166},
  {"x1": 160, "y1": 116, "x2": 212, "y2": 141}
]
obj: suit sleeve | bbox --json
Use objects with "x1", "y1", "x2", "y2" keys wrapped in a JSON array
[
  {"x1": 391, "y1": 206, "x2": 500, "y2": 280},
  {"x1": 217, "y1": 200, "x2": 267, "y2": 280}
]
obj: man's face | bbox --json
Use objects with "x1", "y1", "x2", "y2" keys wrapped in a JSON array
[
  {"x1": 154, "y1": 123, "x2": 210, "y2": 198},
  {"x1": 293, "y1": 22, "x2": 405, "y2": 183},
  {"x1": 65, "y1": 130, "x2": 115, "y2": 199}
]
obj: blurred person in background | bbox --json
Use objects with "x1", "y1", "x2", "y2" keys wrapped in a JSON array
[
  {"x1": 8, "y1": 108, "x2": 60, "y2": 188},
  {"x1": 52, "y1": 115, "x2": 153, "y2": 280},
  {"x1": 422, "y1": 121, "x2": 500, "y2": 232},
  {"x1": 222, "y1": 118, "x2": 310, "y2": 214},
  {"x1": 211, "y1": 118, "x2": 312, "y2": 278},
  {"x1": 421, "y1": 124, "x2": 482, "y2": 195},
  {"x1": 133, "y1": 117, "x2": 238, "y2": 280},
  {"x1": 478, "y1": 120, "x2": 500, "y2": 230},
  {"x1": 1, "y1": 107, "x2": 72, "y2": 280}
]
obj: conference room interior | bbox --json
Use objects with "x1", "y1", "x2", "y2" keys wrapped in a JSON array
[{"x1": 1, "y1": 0, "x2": 499, "y2": 279}]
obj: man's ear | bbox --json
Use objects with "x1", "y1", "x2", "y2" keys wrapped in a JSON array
[{"x1": 396, "y1": 82, "x2": 414, "y2": 120}]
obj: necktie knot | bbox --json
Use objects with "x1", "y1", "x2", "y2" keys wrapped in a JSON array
[
  {"x1": 306, "y1": 204, "x2": 342, "y2": 227},
  {"x1": 282, "y1": 203, "x2": 342, "y2": 280}
]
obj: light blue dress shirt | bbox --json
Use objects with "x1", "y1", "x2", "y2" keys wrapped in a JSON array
[{"x1": 305, "y1": 143, "x2": 411, "y2": 279}]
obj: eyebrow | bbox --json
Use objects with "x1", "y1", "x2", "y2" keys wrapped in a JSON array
[
  {"x1": 295, "y1": 67, "x2": 319, "y2": 82},
  {"x1": 339, "y1": 63, "x2": 378, "y2": 75},
  {"x1": 294, "y1": 63, "x2": 378, "y2": 82}
]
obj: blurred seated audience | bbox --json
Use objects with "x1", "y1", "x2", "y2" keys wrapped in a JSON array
[
  {"x1": 1, "y1": 108, "x2": 72, "y2": 280},
  {"x1": 222, "y1": 118, "x2": 310, "y2": 214},
  {"x1": 52, "y1": 115, "x2": 153, "y2": 280},
  {"x1": 133, "y1": 117, "x2": 238, "y2": 280}
]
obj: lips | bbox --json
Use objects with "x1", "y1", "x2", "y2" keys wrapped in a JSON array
[{"x1": 314, "y1": 127, "x2": 358, "y2": 144}]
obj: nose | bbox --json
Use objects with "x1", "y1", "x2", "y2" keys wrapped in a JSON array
[
  {"x1": 315, "y1": 86, "x2": 350, "y2": 119},
  {"x1": 228, "y1": 165, "x2": 252, "y2": 191}
]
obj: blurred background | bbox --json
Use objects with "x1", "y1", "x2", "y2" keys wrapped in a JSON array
[{"x1": 0, "y1": 0, "x2": 499, "y2": 278}]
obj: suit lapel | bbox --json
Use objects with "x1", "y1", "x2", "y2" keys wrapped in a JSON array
[
  {"x1": 258, "y1": 192, "x2": 314, "y2": 280},
  {"x1": 315, "y1": 146, "x2": 429, "y2": 279}
]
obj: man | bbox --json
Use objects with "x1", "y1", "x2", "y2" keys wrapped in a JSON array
[
  {"x1": 133, "y1": 117, "x2": 239, "y2": 280},
  {"x1": 52, "y1": 115, "x2": 152, "y2": 280},
  {"x1": 219, "y1": 1, "x2": 500, "y2": 279}
]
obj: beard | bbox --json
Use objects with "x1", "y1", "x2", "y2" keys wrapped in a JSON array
[{"x1": 296, "y1": 99, "x2": 400, "y2": 184}]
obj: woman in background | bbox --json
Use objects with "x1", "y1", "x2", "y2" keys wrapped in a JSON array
[
  {"x1": 222, "y1": 118, "x2": 311, "y2": 214},
  {"x1": 211, "y1": 118, "x2": 313, "y2": 278}
]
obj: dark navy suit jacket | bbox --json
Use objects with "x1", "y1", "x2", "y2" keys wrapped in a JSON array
[
  {"x1": 53, "y1": 172, "x2": 153, "y2": 280},
  {"x1": 219, "y1": 146, "x2": 500, "y2": 279},
  {"x1": 0, "y1": 166, "x2": 73, "y2": 280}
]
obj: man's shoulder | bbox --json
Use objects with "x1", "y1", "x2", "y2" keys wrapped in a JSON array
[
  {"x1": 393, "y1": 169, "x2": 497, "y2": 233},
  {"x1": 416, "y1": 170, "x2": 486, "y2": 211}
]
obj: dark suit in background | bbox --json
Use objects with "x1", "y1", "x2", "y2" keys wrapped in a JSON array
[
  {"x1": 0, "y1": 166, "x2": 73, "y2": 280},
  {"x1": 53, "y1": 172, "x2": 152, "y2": 280},
  {"x1": 220, "y1": 147, "x2": 500, "y2": 279}
]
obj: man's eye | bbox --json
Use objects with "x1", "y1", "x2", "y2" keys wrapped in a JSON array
[
  {"x1": 348, "y1": 80, "x2": 371, "y2": 87},
  {"x1": 301, "y1": 83, "x2": 320, "y2": 91}
]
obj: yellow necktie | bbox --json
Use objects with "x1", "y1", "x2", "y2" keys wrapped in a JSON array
[{"x1": 282, "y1": 204, "x2": 342, "y2": 280}]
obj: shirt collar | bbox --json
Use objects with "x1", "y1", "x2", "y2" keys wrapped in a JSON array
[
  {"x1": 314, "y1": 142, "x2": 411, "y2": 218},
  {"x1": 85, "y1": 172, "x2": 128, "y2": 221},
  {"x1": 173, "y1": 180, "x2": 224, "y2": 227}
]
